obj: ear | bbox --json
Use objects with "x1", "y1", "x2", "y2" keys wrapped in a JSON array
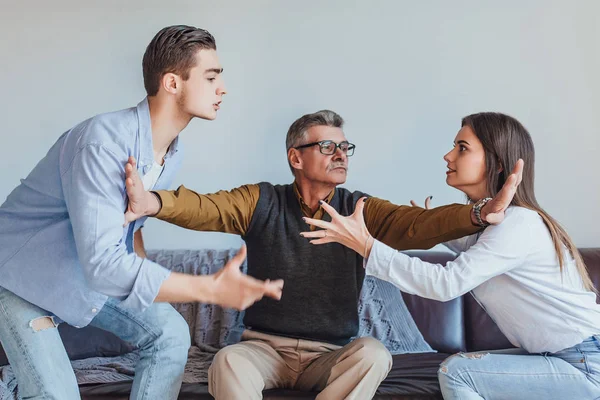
[
  {"x1": 161, "y1": 73, "x2": 180, "y2": 95},
  {"x1": 288, "y1": 148, "x2": 303, "y2": 171},
  {"x1": 497, "y1": 158, "x2": 504, "y2": 173}
]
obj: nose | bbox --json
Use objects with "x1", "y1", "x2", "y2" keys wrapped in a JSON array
[
  {"x1": 443, "y1": 148, "x2": 454, "y2": 163},
  {"x1": 333, "y1": 146, "x2": 347, "y2": 162},
  {"x1": 217, "y1": 82, "x2": 227, "y2": 96}
]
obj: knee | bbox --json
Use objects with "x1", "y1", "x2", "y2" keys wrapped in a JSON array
[
  {"x1": 151, "y1": 309, "x2": 191, "y2": 361},
  {"x1": 352, "y1": 337, "x2": 393, "y2": 372},
  {"x1": 208, "y1": 344, "x2": 264, "y2": 398},
  {"x1": 439, "y1": 353, "x2": 463, "y2": 377},
  {"x1": 438, "y1": 352, "x2": 485, "y2": 379},
  {"x1": 209, "y1": 344, "x2": 248, "y2": 376}
]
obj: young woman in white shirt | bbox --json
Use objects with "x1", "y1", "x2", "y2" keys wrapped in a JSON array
[{"x1": 301, "y1": 112, "x2": 600, "y2": 399}]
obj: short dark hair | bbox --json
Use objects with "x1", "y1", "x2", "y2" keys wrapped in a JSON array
[{"x1": 142, "y1": 25, "x2": 217, "y2": 96}]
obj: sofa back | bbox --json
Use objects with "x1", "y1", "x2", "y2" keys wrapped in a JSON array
[{"x1": 1, "y1": 248, "x2": 599, "y2": 366}]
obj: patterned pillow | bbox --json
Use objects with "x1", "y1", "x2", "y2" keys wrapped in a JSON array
[{"x1": 357, "y1": 276, "x2": 433, "y2": 354}]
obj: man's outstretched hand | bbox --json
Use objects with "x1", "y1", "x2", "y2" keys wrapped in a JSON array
[
  {"x1": 480, "y1": 159, "x2": 524, "y2": 225},
  {"x1": 124, "y1": 156, "x2": 160, "y2": 226},
  {"x1": 211, "y1": 245, "x2": 284, "y2": 310},
  {"x1": 156, "y1": 245, "x2": 284, "y2": 309}
]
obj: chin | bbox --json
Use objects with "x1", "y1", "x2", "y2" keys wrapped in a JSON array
[
  {"x1": 198, "y1": 111, "x2": 217, "y2": 121},
  {"x1": 446, "y1": 175, "x2": 459, "y2": 187},
  {"x1": 332, "y1": 176, "x2": 347, "y2": 185},
  {"x1": 189, "y1": 107, "x2": 217, "y2": 121}
]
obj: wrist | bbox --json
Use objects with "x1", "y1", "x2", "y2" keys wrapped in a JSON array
[
  {"x1": 470, "y1": 209, "x2": 479, "y2": 226},
  {"x1": 193, "y1": 275, "x2": 216, "y2": 304},
  {"x1": 363, "y1": 235, "x2": 374, "y2": 259},
  {"x1": 147, "y1": 191, "x2": 162, "y2": 216},
  {"x1": 471, "y1": 197, "x2": 492, "y2": 227}
]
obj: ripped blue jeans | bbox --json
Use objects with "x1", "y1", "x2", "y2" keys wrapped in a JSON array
[
  {"x1": 0, "y1": 286, "x2": 190, "y2": 400},
  {"x1": 438, "y1": 337, "x2": 600, "y2": 399}
]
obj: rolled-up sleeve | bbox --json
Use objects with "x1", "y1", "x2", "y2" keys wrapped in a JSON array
[{"x1": 61, "y1": 143, "x2": 170, "y2": 312}]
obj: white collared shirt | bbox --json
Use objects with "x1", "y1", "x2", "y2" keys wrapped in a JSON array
[{"x1": 366, "y1": 206, "x2": 600, "y2": 353}]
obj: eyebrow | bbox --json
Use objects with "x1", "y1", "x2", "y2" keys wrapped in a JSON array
[
  {"x1": 455, "y1": 140, "x2": 470, "y2": 146},
  {"x1": 204, "y1": 68, "x2": 224, "y2": 75}
]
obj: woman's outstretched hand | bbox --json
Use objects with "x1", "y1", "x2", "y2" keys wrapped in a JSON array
[
  {"x1": 300, "y1": 197, "x2": 374, "y2": 258},
  {"x1": 410, "y1": 196, "x2": 433, "y2": 209}
]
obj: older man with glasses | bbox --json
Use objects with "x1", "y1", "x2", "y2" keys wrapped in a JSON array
[{"x1": 121, "y1": 109, "x2": 516, "y2": 399}]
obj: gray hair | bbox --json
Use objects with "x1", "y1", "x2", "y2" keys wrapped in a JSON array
[
  {"x1": 285, "y1": 110, "x2": 344, "y2": 174},
  {"x1": 286, "y1": 110, "x2": 344, "y2": 150}
]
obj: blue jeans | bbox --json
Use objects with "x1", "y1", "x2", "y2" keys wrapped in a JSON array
[
  {"x1": 0, "y1": 287, "x2": 190, "y2": 400},
  {"x1": 438, "y1": 338, "x2": 600, "y2": 399}
]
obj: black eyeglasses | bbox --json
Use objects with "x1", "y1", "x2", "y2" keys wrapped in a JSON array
[{"x1": 294, "y1": 140, "x2": 356, "y2": 156}]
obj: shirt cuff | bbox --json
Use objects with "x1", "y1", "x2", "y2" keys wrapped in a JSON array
[
  {"x1": 154, "y1": 190, "x2": 172, "y2": 219},
  {"x1": 365, "y1": 239, "x2": 397, "y2": 281},
  {"x1": 118, "y1": 260, "x2": 171, "y2": 312},
  {"x1": 458, "y1": 204, "x2": 477, "y2": 228}
]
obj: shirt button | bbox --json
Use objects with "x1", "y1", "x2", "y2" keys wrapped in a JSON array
[{"x1": 92, "y1": 308, "x2": 97, "y2": 313}]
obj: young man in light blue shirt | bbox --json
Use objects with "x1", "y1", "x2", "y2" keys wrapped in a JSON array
[{"x1": 0, "y1": 25, "x2": 283, "y2": 400}]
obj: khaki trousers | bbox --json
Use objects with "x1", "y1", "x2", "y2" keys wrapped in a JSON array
[{"x1": 208, "y1": 330, "x2": 392, "y2": 400}]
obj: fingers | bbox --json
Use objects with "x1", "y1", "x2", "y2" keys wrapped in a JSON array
[
  {"x1": 485, "y1": 173, "x2": 519, "y2": 226},
  {"x1": 299, "y1": 230, "x2": 336, "y2": 244},
  {"x1": 352, "y1": 197, "x2": 367, "y2": 217},
  {"x1": 352, "y1": 197, "x2": 367, "y2": 223},
  {"x1": 302, "y1": 217, "x2": 331, "y2": 230},
  {"x1": 125, "y1": 173, "x2": 139, "y2": 198},
  {"x1": 318, "y1": 200, "x2": 342, "y2": 220},
  {"x1": 125, "y1": 157, "x2": 142, "y2": 184},
  {"x1": 492, "y1": 172, "x2": 517, "y2": 208},
  {"x1": 309, "y1": 237, "x2": 335, "y2": 245},
  {"x1": 125, "y1": 177, "x2": 136, "y2": 196},
  {"x1": 506, "y1": 172, "x2": 517, "y2": 189},
  {"x1": 233, "y1": 244, "x2": 247, "y2": 263},
  {"x1": 128, "y1": 156, "x2": 137, "y2": 169},
  {"x1": 263, "y1": 279, "x2": 284, "y2": 300},
  {"x1": 500, "y1": 159, "x2": 523, "y2": 196},
  {"x1": 125, "y1": 166, "x2": 134, "y2": 181},
  {"x1": 409, "y1": 196, "x2": 432, "y2": 209},
  {"x1": 511, "y1": 159, "x2": 524, "y2": 181},
  {"x1": 300, "y1": 230, "x2": 327, "y2": 239},
  {"x1": 424, "y1": 196, "x2": 432, "y2": 210},
  {"x1": 125, "y1": 158, "x2": 136, "y2": 177},
  {"x1": 237, "y1": 276, "x2": 284, "y2": 308},
  {"x1": 513, "y1": 159, "x2": 524, "y2": 187},
  {"x1": 500, "y1": 174, "x2": 517, "y2": 202},
  {"x1": 226, "y1": 245, "x2": 247, "y2": 270},
  {"x1": 484, "y1": 211, "x2": 504, "y2": 225},
  {"x1": 124, "y1": 211, "x2": 135, "y2": 227},
  {"x1": 248, "y1": 275, "x2": 283, "y2": 297}
]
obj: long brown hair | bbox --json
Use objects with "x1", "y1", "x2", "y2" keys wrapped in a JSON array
[{"x1": 462, "y1": 112, "x2": 595, "y2": 292}]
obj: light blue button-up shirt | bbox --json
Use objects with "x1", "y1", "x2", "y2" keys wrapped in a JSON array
[{"x1": 0, "y1": 98, "x2": 184, "y2": 328}]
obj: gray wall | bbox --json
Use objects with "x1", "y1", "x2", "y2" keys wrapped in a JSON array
[{"x1": 1, "y1": 0, "x2": 598, "y2": 249}]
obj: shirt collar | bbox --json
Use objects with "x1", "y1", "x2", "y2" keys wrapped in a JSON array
[
  {"x1": 293, "y1": 181, "x2": 335, "y2": 217},
  {"x1": 136, "y1": 97, "x2": 181, "y2": 171}
]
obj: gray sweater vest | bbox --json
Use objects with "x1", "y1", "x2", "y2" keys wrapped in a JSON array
[{"x1": 242, "y1": 182, "x2": 368, "y2": 345}]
